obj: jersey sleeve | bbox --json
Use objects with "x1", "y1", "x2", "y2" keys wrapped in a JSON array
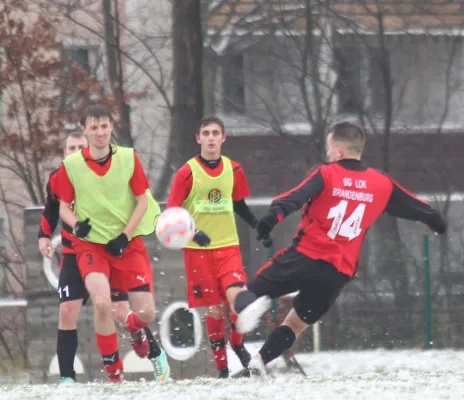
[
  {"x1": 54, "y1": 164, "x2": 75, "y2": 203},
  {"x1": 384, "y1": 178, "x2": 446, "y2": 233},
  {"x1": 232, "y1": 162, "x2": 251, "y2": 201},
  {"x1": 38, "y1": 172, "x2": 60, "y2": 239},
  {"x1": 130, "y1": 152, "x2": 150, "y2": 196},
  {"x1": 167, "y1": 164, "x2": 193, "y2": 207},
  {"x1": 269, "y1": 165, "x2": 324, "y2": 221}
]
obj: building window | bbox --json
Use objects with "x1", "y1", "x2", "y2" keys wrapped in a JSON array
[
  {"x1": 335, "y1": 45, "x2": 362, "y2": 114},
  {"x1": 63, "y1": 47, "x2": 91, "y2": 73},
  {"x1": 59, "y1": 45, "x2": 93, "y2": 113},
  {"x1": 222, "y1": 53, "x2": 245, "y2": 114}
]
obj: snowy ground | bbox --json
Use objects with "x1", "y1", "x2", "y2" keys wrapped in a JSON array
[{"x1": 2, "y1": 349, "x2": 464, "y2": 399}]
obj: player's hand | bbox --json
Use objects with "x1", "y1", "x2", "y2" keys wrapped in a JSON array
[
  {"x1": 105, "y1": 233, "x2": 129, "y2": 257},
  {"x1": 38, "y1": 237, "x2": 54, "y2": 259},
  {"x1": 261, "y1": 234, "x2": 273, "y2": 249},
  {"x1": 429, "y1": 215, "x2": 447, "y2": 235},
  {"x1": 256, "y1": 212, "x2": 279, "y2": 241},
  {"x1": 193, "y1": 230, "x2": 211, "y2": 247},
  {"x1": 74, "y1": 218, "x2": 92, "y2": 238}
]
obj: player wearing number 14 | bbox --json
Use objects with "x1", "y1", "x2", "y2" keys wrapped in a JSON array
[{"x1": 232, "y1": 121, "x2": 447, "y2": 374}]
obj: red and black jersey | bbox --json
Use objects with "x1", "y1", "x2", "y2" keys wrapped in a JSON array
[
  {"x1": 269, "y1": 159, "x2": 446, "y2": 277},
  {"x1": 38, "y1": 168, "x2": 75, "y2": 254}
]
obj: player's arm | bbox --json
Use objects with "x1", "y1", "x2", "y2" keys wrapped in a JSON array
[
  {"x1": 55, "y1": 165, "x2": 78, "y2": 228},
  {"x1": 105, "y1": 152, "x2": 150, "y2": 256},
  {"x1": 255, "y1": 165, "x2": 324, "y2": 240},
  {"x1": 54, "y1": 164, "x2": 91, "y2": 238},
  {"x1": 233, "y1": 199, "x2": 257, "y2": 227},
  {"x1": 232, "y1": 163, "x2": 257, "y2": 228},
  {"x1": 384, "y1": 179, "x2": 447, "y2": 234},
  {"x1": 125, "y1": 152, "x2": 150, "y2": 237},
  {"x1": 59, "y1": 201, "x2": 78, "y2": 229},
  {"x1": 166, "y1": 164, "x2": 192, "y2": 208},
  {"x1": 123, "y1": 193, "x2": 148, "y2": 238},
  {"x1": 38, "y1": 174, "x2": 60, "y2": 258}
]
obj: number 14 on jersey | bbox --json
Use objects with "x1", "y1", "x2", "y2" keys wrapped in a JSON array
[{"x1": 327, "y1": 200, "x2": 366, "y2": 241}]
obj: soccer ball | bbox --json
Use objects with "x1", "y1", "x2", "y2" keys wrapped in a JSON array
[{"x1": 156, "y1": 207, "x2": 195, "y2": 249}]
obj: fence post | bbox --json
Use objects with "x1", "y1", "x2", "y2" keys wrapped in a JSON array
[{"x1": 423, "y1": 234, "x2": 432, "y2": 350}]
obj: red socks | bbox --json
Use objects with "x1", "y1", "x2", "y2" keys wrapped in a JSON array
[
  {"x1": 206, "y1": 316, "x2": 228, "y2": 370},
  {"x1": 229, "y1": 311, "x2": 244, "y2": 347},
  {"x1": 126, "y1": 311, "x2": 148, "y2": 333},
  {"x1": 95, "y1": 331, "x2": 122, "y2": 375}
]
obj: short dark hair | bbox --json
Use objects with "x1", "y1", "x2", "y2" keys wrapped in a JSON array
[
  {"x1": 80, "y1": 104, "x2": 112, "y2": 127},
  {"x1": 328, "y1": 121, "x2": 365, "y2": 154},
  {"x1": 197, "y1": 116, "x2": 225, "y2": 135},
  {"x1": 63, "y1": 131, "x2": 86, "y2": 148}
]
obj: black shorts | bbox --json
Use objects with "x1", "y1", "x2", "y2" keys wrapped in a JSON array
[
  {"x1": 111, "y1": 288, "x2": 130, "y2": 302},
  {"x1": 248, "y1": 246, "x2": 351, "y2": 324},
  {"x1": 58, "y1": 254, "x2": 89, "y2": 304},
  {"x1": 58, "y1": 254, "x2": 128, "y2": 304}
]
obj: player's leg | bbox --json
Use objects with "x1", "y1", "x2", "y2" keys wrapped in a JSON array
[
  {"x1": 184, "y1": 248, "x2": 228, "y2": 378},
  {"x1": 250, "y1": 260, "x2": 350, "y2": 375},
  {"x1": 56, "y1": 254, "x2": 86, "y2": 384},
  {"x1": 127, "y1": 288, "x2": 173, "y2": 382},
  {"x1": 232, "y1": 247, "x2": 301, "y2": 334},
  {"x1": 214, "y1": 247, "x2": 251, "y2": 370},
  {"x1": 75, "y1": 243, "x2": 123, "y2": 383},
  {"x1": 110, "y1": 291, "x2": 150, "y2": 358},
  {"x1": 110, "y1": 287, "x2": 169, "y2": 382},
  {"x1": 114, "y1": 238, "x2": 171, "y2": 382},
  {"x1": 205, "y1": 304, "x2": 229, "y2": 378}
]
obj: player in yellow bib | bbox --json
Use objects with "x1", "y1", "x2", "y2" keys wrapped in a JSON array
[
  {"x1": 55, "y1": 105, "x2": 170, "y2": 383},
  {"x1": 167, "y1": 116, "x2": 272, "y2": 378}
]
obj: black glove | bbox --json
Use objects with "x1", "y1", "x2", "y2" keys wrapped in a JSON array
[
  {"x1": 429, "y1": 215, "x2": 447, "y2": 235},
  {"x1": 256, "y1": 212, "x2": 279, "y2": 241},
  {"x1": 74, "y1": 218, "x2": 92, "y2": 238},
  {"x1": 261, "y1": 234, "x2": 273, "y2": 249},
  {"x1": 105, "y1": 233, "x2": 129, "y2": 257},
  {"x1": 193, "y1": 230, "x2": 211, "y2": 247}
]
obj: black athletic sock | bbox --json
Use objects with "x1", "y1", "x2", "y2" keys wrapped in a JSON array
[
  {"x1": 144, "y1": 326, "x2": 162, "y2": 359},
  {"x1": 57, "y1": 329, "x2": 77, "y2": 380},
  {"x1": 259, "y1": 325, "x2": 296, "y2": 365},
  {"x1": 234, "y1": 291, "x2": 258, "y2": 314}
]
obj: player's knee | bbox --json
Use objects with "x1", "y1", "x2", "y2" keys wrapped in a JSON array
[
  {"x1": 294, "y1": 304, "x2": 325, "y2": 326},
  {"x1": 59, "y1": 301, "x2": 81, "y2": 328},
  {"x1": 93, "y1": 297, "x2": 113, "y2": 319},
  {"x1": 135, "y1": 307, "x2": 156, "y2": 323},
  {"x1": 111, "y1": 301, "x2": 131, "y2": 324}
]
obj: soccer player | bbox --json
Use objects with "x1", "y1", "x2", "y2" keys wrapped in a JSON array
[
  {"x1": 167, "y1": 116, "x2": 269, "y2": 378},
  {"x1": 231, "y1": 121, "x2": 447, "y2": 375},
  {"x1": 38, "y1": 131, "x2": 169, "y2": 384},
  {"x1": 54, "y1": 105, "x2": 170, "y2": 383}
]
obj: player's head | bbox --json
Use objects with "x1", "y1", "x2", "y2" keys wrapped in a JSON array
[
  {"x1": 326, "y1": 122, "x2": 365, "y2": 162},
  {"x1": 63, "y1": 131, "x2": 87, "y2": 158},
  {"x1": 196, "y1": 116, "x2": 226, "y2": 159},
  {"x1": 80, "y1": 105, "x2": 113, "y2": 150}
]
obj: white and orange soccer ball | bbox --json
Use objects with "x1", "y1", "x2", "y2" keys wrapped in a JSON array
[{"x1": 155, "y1": 207, "x2": 196, "y2": 249}]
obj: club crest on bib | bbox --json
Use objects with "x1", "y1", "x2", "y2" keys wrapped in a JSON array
[{"x1": 208, "y1": 188, "x2": 222, "y2": 204}]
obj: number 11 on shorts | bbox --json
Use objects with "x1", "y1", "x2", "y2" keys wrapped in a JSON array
[
  {"x1": 58, "y1": 285, "x2": 70, "y2": 299},
  {"x1": 327, "y1": 200, "x2": 365, "y2": 241}
]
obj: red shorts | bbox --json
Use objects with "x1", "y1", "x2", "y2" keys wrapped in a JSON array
[
  {"x1": 183, "y1": 245, "x2": 247, "y2": 308},
  {"x1": 73, "y1": 236, "x2": 153, "y2": 293}
]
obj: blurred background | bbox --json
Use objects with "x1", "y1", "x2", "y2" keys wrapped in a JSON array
[{"x1": 0, "y1": 0, "x2": 464, "y2": 384}]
